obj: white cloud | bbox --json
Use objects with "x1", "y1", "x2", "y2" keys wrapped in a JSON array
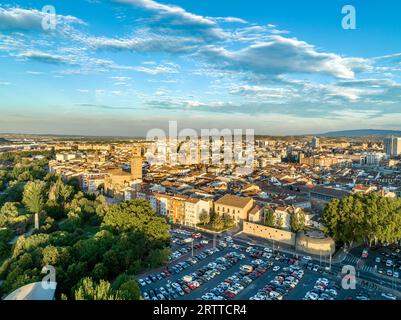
[
  {"x1": 132, "y1": 63, "x2": 179, "y2": 75},
  {"x1": 200, "y1": 36, "x2": 371, "y2": 79},
  {"x1": 114, "y1": 0, "x2": 227, "y2": 40},
  {"x1": 0, "y1": 7, "x2": 84, "y2": 30},
  {"x1": 18, "y1": 50, "x2": 69, "y2": 64},
  {"x1": 212, "y1": 17, "x2": 247, "y2": 24}
]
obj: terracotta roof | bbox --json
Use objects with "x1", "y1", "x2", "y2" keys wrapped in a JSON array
[
  {"x1": 215, "y1": 194, "x2": 252, "y2": 208},
  {"x1": 249, "y1": 205, "x2": 261, "y2": 216}
]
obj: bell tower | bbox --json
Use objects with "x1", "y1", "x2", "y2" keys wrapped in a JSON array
[{"x1": 131, "y1": 146, "x2": 143, "y2": 180}]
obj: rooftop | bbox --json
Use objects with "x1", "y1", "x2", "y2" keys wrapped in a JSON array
[
  {"x1": 215, "y1": 194, "x2": 252, "y2": 208},
  {"x1": 4, "y1": 282, "x2": 57, "y2": 300}
]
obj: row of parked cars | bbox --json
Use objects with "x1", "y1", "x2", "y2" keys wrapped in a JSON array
[
  {"x1": 201, "y1": 258, "x2": 273, "y2": 300},
  {"x1": 375, "y1": 256, "x2": 400, "y2": 278},
  {"x1": 142, "y1": 251, "x2": 244, "y2": 300},
  {"x1": 303, "y1": 278, "x2": 340, "y2": 300},
  {"x1": 139, "y1": 246, "x2": 222, "y2": 287},
  {"x1": 250, "y1": 266, "x2": 304, "y2": 300}
]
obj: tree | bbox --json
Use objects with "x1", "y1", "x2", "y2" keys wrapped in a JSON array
[
  {"x1": 274, "y1": 213, "x2": 284, "y2": 229},
  {"x1": 211, "y1": 214, "x2": 224, "y2": 230},
  {"x1": 0, "y1": 202, "x2": 20, "y2": 227},
  {"x1": 198, "y1": 210, "x2": 210, "y2": 225},
  {"x1": 0, "y1": 229, "x2": 12, "y2": 260},
  {"x1": 118, "y1": 280, "x2": 141, "y2": 300},
  {"x1": 47, "y1": 179, "x2": 74, "y2": 217},
  {"x1": 264, "y1": 209, "x2": 275, "y2": 227},
  {"x1": 322, "y1": 193, "x2": 401, "y2": 247},
  {"x1": 74, "y1": 277, "x2": 122, "y2": 300},
  {"x1": 146, "y1": 247, "x2": 171, "y2": 268},
  {"x1": 222, "y1": 214, "x2": 235, "y2": 228},
  {"x1": 23, "y1": 181, "x2": 46, "y2": 229},
  {"x1": 92, "y1": 263, "x2": 108, "y2": 280},
  {"x1": 290, "y1": 209, "x2": 306, "y2": 233},
  {"x1": 102, "y1": 200, "x2": 170, "y2": 243}
]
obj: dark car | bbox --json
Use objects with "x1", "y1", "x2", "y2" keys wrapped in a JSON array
[{"x1": 149, "y1": 289, "x2": 156, "y2": 298}]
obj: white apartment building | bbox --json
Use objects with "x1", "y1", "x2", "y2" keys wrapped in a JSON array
[
  {"x1": 384, "y1": 136, "x2": 401, "y2": 158},
  {"x1": 81, "y1": 172, "x2": 105, "y2": 192},
  {"x1": 184, "y1": 198, "x2": 210, "y2": 228},
  {"x1": 360, "y1": 152, "x2": 387, "y2": 166}
]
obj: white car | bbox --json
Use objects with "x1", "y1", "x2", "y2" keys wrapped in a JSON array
[
  {"x1": 381, "y1": 292, "x2": 397, "y2": 300},
  {"x1": 393, "y1": 272, "x2": 399, "y2": 278},
  {"x1": 264, "y1": 247, "x2": 273, "y2": 253},
  {"x1": 386, "y1": 260, "x2": 394, "y2": 267},
  {"x1": 302, "y1": 256, "x2": 312, "y2": 261},
  {"x1": 273, "y1": 266, "x2": 281, "y2": 272}
]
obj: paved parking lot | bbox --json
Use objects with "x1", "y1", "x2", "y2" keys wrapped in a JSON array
[{"x1": 138, "y1": 228, "x2": 400, "y2": 301}]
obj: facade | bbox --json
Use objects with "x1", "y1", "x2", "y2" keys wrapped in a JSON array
[
  {"x1": 131, "y1": 146, "x2": 143, "y2": 180},
  {"x1": 214, "y1": 194, "x2": 261, "y2": 224},
  {"x1": 81, "y1": 172, "x2": 105, "y2": 192},
  {"x1": 311, "y1": 137, "x2": 320, "y2": 149},
  {"x1": 104, "y1": 169, "x2": 133, "y2": 200},
  {"x1": 384, "y1": 136, "x2": 401, "y2": 158},
  {"x1": 150, "y1": 192, "x2": 210, "y2": 227},
  {"x1": 300, "y1": 156, "x2": 352, "y2": 168},
  {"x1": 273, "y1": 206, "x2": 310, "y2": 231},
  {"x1": 360, "y1": 152, "x2": 387, "y2": 166}
]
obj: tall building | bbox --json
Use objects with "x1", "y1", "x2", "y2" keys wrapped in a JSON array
[
  {"x1": 384, "y1": 136, "x2": 401, "y2": 158},
  {"x1": 311, "y1": 137, "x2": 320, "y2": 148},
  {"x1": 131, "y1": 146, "x2": 143, "y2": 180}
]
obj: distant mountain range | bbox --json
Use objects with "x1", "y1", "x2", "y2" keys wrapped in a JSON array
[{"x1": 316, "y1": 129, "x2": 401, "y2": 137}]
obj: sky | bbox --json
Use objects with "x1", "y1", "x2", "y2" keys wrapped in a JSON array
[{"x1": 0, "y1": 0, "x2": 401, "y2": 136}]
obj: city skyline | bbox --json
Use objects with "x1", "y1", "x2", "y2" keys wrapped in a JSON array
[{"x1": 1, "y1": 0, "x2": 401, "y2": 136}]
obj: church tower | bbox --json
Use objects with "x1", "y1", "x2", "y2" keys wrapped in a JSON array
[{"x1": 131, "y1": 146, "x2": 143, "y2": 180}]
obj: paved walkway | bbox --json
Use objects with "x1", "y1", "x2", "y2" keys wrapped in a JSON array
[{"x1": 8, "y1": 227, "x2": 34, "y2": 245}]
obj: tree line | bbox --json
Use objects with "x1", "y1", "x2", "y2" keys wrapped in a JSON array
[{"x1": 323, "y1": 193, "x2": 401, "y2": 247}]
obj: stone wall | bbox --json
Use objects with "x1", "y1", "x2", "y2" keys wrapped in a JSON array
[
  {"x1": 243, "y1": 222, "x2": 296, "y2": 246},
  {"x1": 296, "y1": 233, "x2": 335, "y2": 256},
  {"x1": 243, "y1": 222, "x2": 335, "y2": 256}
]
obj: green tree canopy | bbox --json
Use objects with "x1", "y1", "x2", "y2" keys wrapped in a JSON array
[{"x1": 323, "y1": 193, "x2": 401, "y2": 246}]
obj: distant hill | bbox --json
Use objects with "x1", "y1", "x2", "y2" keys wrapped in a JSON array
[{"x1": 317, "y1": 129, "x2": 401, "y2": 137}]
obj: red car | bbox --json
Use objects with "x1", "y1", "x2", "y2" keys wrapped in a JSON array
[
  {"x1": 192, "y1": 233, "x2": 202, "y2": 239},
  {"x1": 225, "y1": 291, "x2": 235, "y2": 298},
  {"x1": 291, "y1": 274, "x2": 301, "y2": 280}
]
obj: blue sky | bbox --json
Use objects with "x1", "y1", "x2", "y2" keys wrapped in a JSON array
[{"x1": 1, "y1": 0, "x2": 401, "y2": 136}]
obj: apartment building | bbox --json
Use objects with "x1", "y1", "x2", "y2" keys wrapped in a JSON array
[
  {"x1": 384, "y1": 136, "x2": 401, "y2": 158},
  {"x1": 81, "y1": 172, "x2": 105, "y2": 192}
]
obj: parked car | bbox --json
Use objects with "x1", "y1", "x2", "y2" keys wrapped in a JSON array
[{"x1": 381, "y1": 292, "x2": 397, "y2": 300}]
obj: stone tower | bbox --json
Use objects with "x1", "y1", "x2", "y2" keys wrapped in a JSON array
[{"x1": 131, "y1": 146, "x2": 143, "y2": 180}]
